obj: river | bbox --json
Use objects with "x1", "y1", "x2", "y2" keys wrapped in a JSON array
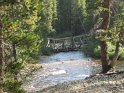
[{"x1": 23, "y1": 51, "x2": 100, "y2": 93}]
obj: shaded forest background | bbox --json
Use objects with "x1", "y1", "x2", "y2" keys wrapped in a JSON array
[{"x1": 0, "y1": 0, "x2": 124, "y2": 93}]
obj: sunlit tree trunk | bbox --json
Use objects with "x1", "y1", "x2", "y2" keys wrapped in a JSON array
[
  {"x1": 110, "y1": 32, "x2": 123, "y2": 68},
  {"x1": 100, "y1": 0, "x2": 111, "y2": 73},
  {"x1": 110, "y1": 41, "x2": 120, "y2": 67},
  {"x1": 0, "y1": 17, "x2": 4, "y2": 93}
]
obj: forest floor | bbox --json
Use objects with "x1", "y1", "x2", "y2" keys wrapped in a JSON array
[
  {"x1": 38, "y1": 71, "x2": 124, "y2": 93},
  {"x1": 20, "y1": 64, "x2": 43, "y2": 80}
]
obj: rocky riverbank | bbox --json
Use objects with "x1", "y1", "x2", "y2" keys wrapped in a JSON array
[
  {"x1": 22, "y1": 52, "x2": 124, "y2": 93},
  {"x1": 38, "y1": 71, "x2": 124, "y2": 93}
]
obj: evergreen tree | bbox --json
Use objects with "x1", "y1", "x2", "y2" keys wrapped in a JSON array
[
  {"x1": 0, "y1": 0, "x2": 44, "y2": 92},
  {"x1": 97, "y1": 0, "x2": 124, "y2": 73},
  {"x1": 56, "y1": 0, "x2": 87, "y2": 36}
]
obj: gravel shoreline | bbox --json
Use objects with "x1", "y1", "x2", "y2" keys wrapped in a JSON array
[{"x1": 37, "y1": 71, "x2": 124, "y2": 93}]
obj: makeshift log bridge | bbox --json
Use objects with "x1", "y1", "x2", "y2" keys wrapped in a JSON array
[{"x1": 46, "y1": 34, "x2": 91, "y2": 52}]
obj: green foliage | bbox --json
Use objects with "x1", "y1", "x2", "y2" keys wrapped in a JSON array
[
  {"x1": 82, "y1": 41, "x2": 124, "y2": 60},
  {"x1": 119, "y1": 48, "x2": 124, "y2": 60},
  {"x1": 81, "y1": 40, "x2": 100, "y2": 58},
  {"x1": 3, "y1": 79, "x2": 25, "y2": 93},
  {"x1": 0, "y1": 0, "x2": 124, "y2": 92},
  {"x1": 6, "y1": 61, "x2": 24, "y2": 74},
  {"x1": 85, "y1": 0, "x2": 101, "y2": 31},
  {"x1": 107, "y1": 43, "x2": 124, "y2": 60},
  {"x1": 54, "y1": 31, "x2": 73, "y2": 38},
  {"x1": 41, "y1": 47, "x2": 54, "y2": 55},
  {"x1": 36, "y1": 0, "x2": 58, "y2": 44},
  {"x1": 56, "y1": 0, "x2": 87, "y2": 35},
  {"x1": 1, "y1": 0, "x2": 44, "y2": 92}
]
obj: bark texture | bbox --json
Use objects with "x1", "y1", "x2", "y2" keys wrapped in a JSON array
[
  {"x1": 100, "y1": 0, "x2": 111, "y2": 73},
  {"x1": 110, "y1": 32, "x2": 123, "y2": 68},
  {"x1": 0, "y1": 18, "x2": 4, "y2": 93}
]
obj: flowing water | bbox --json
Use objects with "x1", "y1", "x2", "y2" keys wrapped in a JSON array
[{"x1": 23, "y1": 51, "x2": 100, "y2": 93}]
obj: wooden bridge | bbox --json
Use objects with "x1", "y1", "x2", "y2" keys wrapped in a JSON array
[
  {"x1": 46, "y1": 18, "x2": 124, "y2": 52},
  {"x1": 46, "y1": 19, "x2": 103, "y2": 52},
  {"x1": 46, "y1": 34, "x2": 92, "y2": 51}
]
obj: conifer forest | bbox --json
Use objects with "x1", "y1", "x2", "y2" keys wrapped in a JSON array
[{"x1": 0, "y1": 0, "x2": 124, "y2": 93}]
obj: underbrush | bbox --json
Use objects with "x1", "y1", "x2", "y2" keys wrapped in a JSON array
[
  {"x1": 50, "y1": 31, "x2": 82, "y2": 38},
  {"x1": 41, "y1": 47, "x2": 54, "y2": 55},
  {"x1": 81, "y1": 41, "x2": 124, "y2": 60},
  {"x1": 55, "y1": 32, "x2": 73, "y2": 38},
  {"x1": 20, "y1": 64, "x2": 43, "y2": 80},
  {"x1": 81, "y1": 40, "x2": 100, "y2": 58}
]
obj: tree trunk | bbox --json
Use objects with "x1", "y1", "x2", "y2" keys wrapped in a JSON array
[
  {"x1": 110, "y1": 31, "x2": 123, "y2": 68},
  {"x1": 100, "y1": 41, "x2": 111, "y2": 73},
  {"x1": 0, "y1": 17, "x2": 4, "y2": 93},
  {"x1": 12, "y1": 43, "x2": 17, "y2": 62},
  {"x1": 100, "y1": 0, "x2": 111, "y2": 73},
  {"x1": 110, "y1": 41, "x2": 120, "y2": 67},
  {"x1": 12, "y1": 42, "x2": 18, "y2": 80}
]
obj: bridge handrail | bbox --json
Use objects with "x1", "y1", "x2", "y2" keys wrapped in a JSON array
[
  {"x1": 47, "y1": 34, "x2": 90, "y2": 41},
  {"x1": 48, "y1": 37, "x2": 71, "y2": 41}
]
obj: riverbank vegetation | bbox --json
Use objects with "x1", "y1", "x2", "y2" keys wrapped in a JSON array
[
  {"x1": 0, "y1": 0, "x2": 124, "y2": 93},
  {"x1": 82, "y1": 42, "x2": 124, "y2": 60}
]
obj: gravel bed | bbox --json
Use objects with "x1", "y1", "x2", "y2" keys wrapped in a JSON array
[{"x1": 36, "y1": 71, "x2": 124, "y2": 93}]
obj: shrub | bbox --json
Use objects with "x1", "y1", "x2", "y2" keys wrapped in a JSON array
[
  {"x1": 81, "y1": 41, "x2": 124, "y2": 61},
  {"x1": 107, "y1": 42, "x2": 115, "y2": 59},
  {"x1": 41, "y1": 47, "x2": 54, "y2": 55},
  {"x1": 119, "y1": 47, "x2": 124, "y2": 60},
  {"x1": 81, "y1": 41, "x2": 101, "y2": 58},
  {"x1": 4, "y1": 79, "x2": 25, "y2": 93}
]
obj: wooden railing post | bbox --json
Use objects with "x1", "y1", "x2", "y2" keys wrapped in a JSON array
[
  {"x1": 46, "y1": 38, "x2": 50, "y2": 47},
  {"x1": 62, "y1": 39, "x2": 65, "y2": 49},
  {"x1": 72, "y1": 37, "x2": 76, "y2": 49}
]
